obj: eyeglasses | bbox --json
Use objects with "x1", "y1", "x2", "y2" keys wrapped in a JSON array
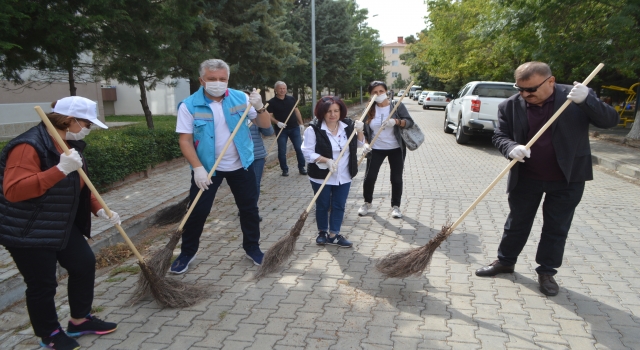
[{"x1": 513, "y1": 76, "x2": 552, "y2": 93}]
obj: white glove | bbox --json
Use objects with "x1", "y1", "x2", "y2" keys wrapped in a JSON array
[
  {"x1": 362, "y1": 143, "x2": 372, "y2": 155},
  {"x1": 277, "y1": 122, "x2": 286, "y2": 129},
  {"x1": 382, "y1": 118, "x2": 397, "y2": 129},
  {"x1": 567, "y1": 82, "x2": 588, "y2": 104},
  {"x1": 97, "y1": 208, "x2": 121, "y2": 226},
  {"x1": 509, "y1": 145, "x2": 531, "y2": 163},
  {"x1": 249, "y1": 88, "x2": 264, "y2": 110},
  {"x1": 354, "y1": 120, "x2": 364, "y2": 133},
  {"x1": 299, "y1": 124, "x2": 305, "y2": 134},
  {"x1": 316, "y1": 158, "x2": 337, "y2": 173},
  {"x1": 56, "y1": 148, "x2": 83, "y2": 175},
  {"x1": 193, "y1": 166, "x2": 212, "y2": 190}
]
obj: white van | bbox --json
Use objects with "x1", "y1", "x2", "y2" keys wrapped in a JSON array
[{"x1": 408, "y1": 85, "x2": 422, "y2": 99}]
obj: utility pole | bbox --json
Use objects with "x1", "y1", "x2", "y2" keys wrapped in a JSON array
[{"x1": 311, "y1": 0, "x2": 317, "y2": 113}]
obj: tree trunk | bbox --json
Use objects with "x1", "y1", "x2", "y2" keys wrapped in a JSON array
[
  {"x1": 136, "y1": 73, "x2": 154, "y2": 130},
  {"x1": 67, "y1": 64, "x2": 77, "y2": 96},
  {"x1": 292, "y1": 84, "x2": 298, "y2": 101},
  {"x1": 189, "y1": 78, "x2": 200, "y2": 95},
  {"x1": 301, "y1": 85, "x2": 306, "y2": 105}
]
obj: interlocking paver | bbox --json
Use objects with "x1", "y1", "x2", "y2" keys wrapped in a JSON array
[{"x1": 3, "y1": 103, "x2": 640, "y2": 349}]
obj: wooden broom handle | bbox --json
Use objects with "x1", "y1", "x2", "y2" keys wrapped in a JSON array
[
  {"x1": 357, "y1": 80, "x2": 415, "y2": 166},
  {"x1": 446, "y1": 63, "x2": 604, "y2": 234},
  {"x1": 179, "y1": 95, "x2": 265, "y2": 231},
  {"x1": 266, "y1": 97, "x2": 301, "y2": 155},
  {"x1": 34, "y1": 106, "x2": 145, "y2": 263},
  {"x1": 304, "y1": 94, "x2": 379, "y2": 213}
]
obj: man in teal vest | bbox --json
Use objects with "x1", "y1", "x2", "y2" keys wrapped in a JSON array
[{"x1": 173, "y1": 59, "x2": 272, "y2": 273}]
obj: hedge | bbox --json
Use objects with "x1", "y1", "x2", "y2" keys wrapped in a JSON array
[
  {"x1": 297, "y1": 95, "x2": 367, "y2": 122},
  {"x1": 0, "y1": 116, "x2": 182, "y2": 192}
]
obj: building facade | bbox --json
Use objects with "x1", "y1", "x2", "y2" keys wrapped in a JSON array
[{"x1": 381, "y1": 37, "x2": 411, "y2": 89}]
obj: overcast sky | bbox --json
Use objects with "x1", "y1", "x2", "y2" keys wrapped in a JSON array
[{"x1": 355, "y1": 0, "x2": 429, "y2": 44}]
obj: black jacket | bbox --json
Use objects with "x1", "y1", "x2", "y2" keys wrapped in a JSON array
[
  {"x1": 307, "y1": 118, "x2": 358, "y2": 180},
  {"x1": 0, "y1": 123, "x2": 92, "y2": 249},
  {"x1": 493, "y1": 83, "x2": 619, "y2": 193}
]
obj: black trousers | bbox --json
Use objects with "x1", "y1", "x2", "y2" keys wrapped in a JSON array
[
  {"x1": 181, "y1": 163, "x2": 261, "y2": 256},
  {"x1": 497, "y1": 177, "x2": 585, "y2": 275},
  {"x1": 7, "y1": 225, "x2": 95, "y2": 337},
  {"x1": 363, "y1": 147, "x2": 405, "y2": 207}
]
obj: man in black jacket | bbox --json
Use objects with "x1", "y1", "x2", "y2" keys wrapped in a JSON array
[{"x1": 475, "y1": 62, "x2": 619, "y2": 296}]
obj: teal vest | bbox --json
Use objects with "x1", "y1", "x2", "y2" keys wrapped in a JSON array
[{"x1": 178, "y1": 87, "x2": 255, "y2": 173}]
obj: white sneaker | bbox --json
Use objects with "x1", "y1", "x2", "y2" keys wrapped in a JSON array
[
  {"x1": 391, "y1": 206, "x2": 402, "y2": 218},
  {"x1": 358, "y1": 202, "x2": 372, "y2": 216}
]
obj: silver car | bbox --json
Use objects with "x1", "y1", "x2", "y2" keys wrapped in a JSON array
[{"x1": 422, "y1": 91, "x2": 450, "y2": 110}]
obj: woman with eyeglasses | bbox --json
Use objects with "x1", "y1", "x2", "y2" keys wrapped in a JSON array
[
  {"x1": 358, "y1": 81, "x2": 415, "y2": 219},
  {"x1": 0, "y1": 96, "x2": 119, "y2": 349},
  {"x1": 301, "y1": 96, "x2": 365, "y2": 247}
]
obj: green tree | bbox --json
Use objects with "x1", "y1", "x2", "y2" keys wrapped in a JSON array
[{"x1": 392, "y1": 73, "x2": 407, "y2": 90}]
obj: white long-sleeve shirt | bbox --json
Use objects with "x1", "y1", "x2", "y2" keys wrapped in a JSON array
[{"x1": 301, "y1": 121, "x2": 364, "y2": 185}]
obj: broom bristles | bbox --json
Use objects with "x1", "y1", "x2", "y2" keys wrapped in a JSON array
[
  {"x1": 133, "y1": 229, "x2": 183, "y2": 301},
  {"x1": 132, "y1": 262, "x2": 209, "y2": 308},
  {"x1": 153, "y1": 196, "x2": 190, "y2": 226},
  {"x1": 376, "y1": 223, "x2": 452, "y2": 278},
  {"x1": 254, "y1": 211, "x2": 308, "y2": 279}
]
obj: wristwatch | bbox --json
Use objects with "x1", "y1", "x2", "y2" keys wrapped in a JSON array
[{"x1": 256, "y1": 107, "x2": 266, "y2": 113}]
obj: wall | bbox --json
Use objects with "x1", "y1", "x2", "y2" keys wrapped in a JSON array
[
  {"x1": 382, "y1": 45, "x2": 411, "y2": 88},
  {"x1": 109, "y1": 78, "x2": 190, "y2": 116}
]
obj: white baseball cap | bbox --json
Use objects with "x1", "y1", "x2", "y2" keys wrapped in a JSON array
[{"x1": 52, "y1": 96, "x2": 108, "y2": 129}]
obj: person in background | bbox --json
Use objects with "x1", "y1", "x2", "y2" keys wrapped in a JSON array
[
  {"x1": 267, "y1": 81, "x2": 307, "y2": 176},
  {"x1": 358, "y1": 81, "x2": 415, "y2": 219},
  {"x1": 301, "y1": 96, "x2": 365, "y2": 247},
  {"x1": 173, "y1": 59, "x2": 272, "y2": 272},
  {"x1": 0, "y1": 96, "x2": 119, "y2": 350},
  {"x1": 241, "y1": 90, "x2": 275, "y2": 222}
]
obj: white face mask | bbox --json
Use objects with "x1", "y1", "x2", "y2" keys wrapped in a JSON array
[
  {"x1": 66, "y1": 119, "x2": 91, "y2": 140},
  {"x1": 375, "y1": 94, "x2": 388, "y2": 103},
  {"x1": 205, "y1": 81, "x2": 228, "y2": 97}
]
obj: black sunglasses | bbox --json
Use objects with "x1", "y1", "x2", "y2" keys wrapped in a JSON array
[
  {"x1": 321, "y1": 96, "x2": 337, "y2": 103},
  {"x1": 369, "y1": 81, "x2": 385, "y2": 87},
  {"x1": 513, "y1": 76, "x2": 552, "y2": 93}
]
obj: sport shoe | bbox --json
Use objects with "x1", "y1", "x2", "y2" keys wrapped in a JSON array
[
  {"x1": 391, "y1": 206, "x2": 402, "y2": 218},
  {"x1": 40, "y1": 328, "x2": 80, "y2": 349},
  {"x1": 326, "y1": 234, "x2": 353, "y2": 248},
  {"x1": 67, "y1": 314, "x2": 117, "y2": 337},
  {"x1": 358, "y1": 202, "x2": 372, "y2": 216},
  {"x1": 169, "y1": 253, "x2": 196, "y2": 274},
  {"x1": 245, "y1": 249, "x2": 264, "y2": 266},
  {"x1": 316, "y1": 231, "x2": 328, "y2": 245}
]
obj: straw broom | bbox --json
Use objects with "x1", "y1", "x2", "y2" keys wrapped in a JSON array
[
  {"x1": 255, "y1": 94, "x2": 379, "y2": 279},
  {"x1": 357, "y1": 81, "x2": 414, "y2": 167},
  {"x1": 135, "y1": 97, "x2": 266, "y2": 299},
  {"x1": 265, "y1": 97, "x2": 301, "y2": 156},
  {"x1": 376, "y1": 63, "x2": 605, "y2": 278},
  {"x1": 34, "y1": 106, "x2": 208, "y2": 308}
]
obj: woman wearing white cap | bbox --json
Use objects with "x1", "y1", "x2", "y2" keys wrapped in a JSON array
[{"x1": 0, "y1": 96, "x2": 119, "y2": 349}]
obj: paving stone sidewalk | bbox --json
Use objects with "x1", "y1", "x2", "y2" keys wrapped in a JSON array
[{"x1": 2, "y1": 103, "x2": 639, "y2": 349}]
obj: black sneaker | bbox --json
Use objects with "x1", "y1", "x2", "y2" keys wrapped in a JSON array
[
  {"x1": 299, "y1": 168, "x2": 308, "y2": 175},
  {"x1": 281, "y1": 170, "x2": 289, "y2": 176},
  {"x1": 316, "y1": 231, "x2": 328, "y2": 245},
  {"x1": 169, "y1": 253, "x2": 197, "y2": 274},
  {"x1": 40, "y1": 327, "x2": 80, "y2": 349},
  {"x1": 326, "y1": 234, "x2": 353, "y2": 248},
  {"x1": 67, "y1": 314, "x2": 117, "y2": 337}
]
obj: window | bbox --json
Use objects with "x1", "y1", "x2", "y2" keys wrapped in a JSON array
[
  {"x1": 391, "y1": 72, "x2": 399, "y2": 78},
  {"x1": 392, "y1": 48, "x2": 399, "y2": 54},
  {"x1": 391, "y1": 60, "x2": 399, "y2": 66}
]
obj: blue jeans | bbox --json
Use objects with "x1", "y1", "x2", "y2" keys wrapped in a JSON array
[
  {"x1": 182, "y1": 163, "x2": 261, "y2": 255},
  {"x1": 310, "y1": 181, "x2": 351, "y2": 235},
  {"x1": 253, "y1": 158, "x2": 265, "y2": 201},
  {"x1": 497, "y1": 177, "x2": 585, "y2": 275},
  {"x1": 277, "y1": 127, "x2": 306, "y2": 171}
]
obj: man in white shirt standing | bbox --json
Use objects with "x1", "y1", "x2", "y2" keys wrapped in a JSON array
[{"x1": 172, "y1": 59, "x2": 272, "y2": 273}]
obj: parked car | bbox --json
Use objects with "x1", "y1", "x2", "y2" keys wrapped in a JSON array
[
  {"x1": 397, "y1": 90, "x2": 406, "y2": 97},
  {"x1": 422, "y1": 91, "x2": 450, "y2": 110},
  {"x1": 443, "y1": 81, "x2": 517, "y2": 144},
  {"x1": 408, "y1": 85, "x2": 422, "y2": 99},
  {"x1": 412, "y1": 90, "x2": 422, "y2": 101},
  {"x1": 417, "y1": 91, "x2": 430, "y2": 105}
]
